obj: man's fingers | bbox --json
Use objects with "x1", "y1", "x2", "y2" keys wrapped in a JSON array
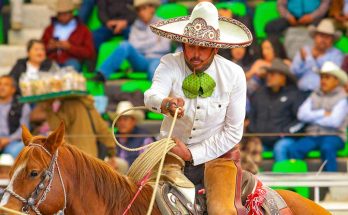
[{"x1": 177, "y1": 98, "x2": 185, "y2": 108}]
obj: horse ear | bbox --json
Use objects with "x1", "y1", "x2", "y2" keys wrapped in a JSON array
[
  {"x1": 46, "y1": 121, "x2": 65, "y2": 153},
  {"x1": 22, "y1": 125, "x2": 32, "y2": 146}
]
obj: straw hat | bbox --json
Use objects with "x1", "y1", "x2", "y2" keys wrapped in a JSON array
[
  {"x1": 150, "y1": 2, "x2": 252, "y2": 49},
  {"x1": 264, "y1": 58, "x2": 297, "y2": 84},
  {"x1": 320, "y1": 61, "x2": 348, "y2": 85},
  {"x1": 308, "y1": 19, "x2": 342, "y2": 40},
  {"x1": 133, "y1": 0, "x2": 161, "y2": 8},
  {"x1": 108, "y1": 101, "x2": 145, "y2": 122},
  {"x1": 56, "y1": 0, "x2": 75, "y2": 13}
]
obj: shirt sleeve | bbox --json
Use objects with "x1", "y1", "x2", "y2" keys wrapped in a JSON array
[
  {"x1": 277, "y1": 0, "x2": 291, "y2": 18},
  {"x1": 314, "y1": 99, "x2": 348, "y2": 128},
  {"x1": 310, "y1": 0, "x2": 330, "y2": 20},
  {"x1": 291, "y1": 48, "x2": 318, "y2": 77},
  {"x1": 9, "y1": 104, "x2": 31, "y2": 142},
  {"x1": 144, "y1": 55, "x2": 174, "y2": 113},
  {"x1": 297, "y1": 97, "x2": 325, "y2": 123},
  {"x1": 189, "y1": 68, "x2": 246, "y2": 165}
]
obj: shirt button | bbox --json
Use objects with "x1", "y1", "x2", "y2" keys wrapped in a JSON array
[
  {"x1": 195, "y1": 119, "x2": 199, "y2": 121},
  {"x1": 197, "y1": 106, "x2": 200, "y2": 109},
  {"x1": 218, "y1": 104, "x2": 221, "y2": 108},
  {"x1": 192, "y1": 128, "x2": 196, "y2": 131},
  {"x1": 189, "y1": 137, "x2": 192, "y2": 139}
]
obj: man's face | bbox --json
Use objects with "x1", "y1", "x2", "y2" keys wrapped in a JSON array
[
  {"x1": 136, "y1": 4, "x2": 155, "y2": 24},
  {"x1": 266, "y1": 71, "x2": 286, "y2": 89},
  {"x1": 320, "y1": 74, "x2": 339, "y2": 93},
  {"x1": 0, "y1": 77, "x2": 16, "y2": 99},
  {"x1": 116, "y1": 116, "x2": 137, "y2": 134},
  {"x1": 183, "y1": 43, "x2": 218, "y2": 72},
  {"x1": 314, "y1": 32, "x2": 334, "y2": 52},
  {"x1": 57, "y1": 11, "x2": 74, "y2": 25}
]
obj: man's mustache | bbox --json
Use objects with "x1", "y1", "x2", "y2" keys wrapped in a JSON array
[{"x1": 189, "y1": 57, "x2": 203, "y2": 62}]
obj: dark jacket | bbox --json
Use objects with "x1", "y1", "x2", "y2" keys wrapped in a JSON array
[
  {"x1": 97, "y1": 0, "x2": 136, "y2": 25},
  {"x1": 9, "y1": 58, "x2": 57, "y2": 83},
  {"x1": 42, "y1": 17, "x2": 95, "y2": 64},
  {"x1": 249, "y1": 85, "x2": 305, "y2": 145},
  {"x1": 8, "y1": 96, "x2": 23, "y2": 134}
]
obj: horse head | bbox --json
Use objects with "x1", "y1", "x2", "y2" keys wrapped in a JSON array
[{"x1": 0, "y1": 122, "x2": 67, "y2": 215}]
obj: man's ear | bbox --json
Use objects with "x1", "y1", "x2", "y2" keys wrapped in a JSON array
[
  {"x1": 22, "y1": 125, "x2": 32, "y2": 146},
  {"x1": 45, "y1": 121, "x2": 65, "y2": 153}
]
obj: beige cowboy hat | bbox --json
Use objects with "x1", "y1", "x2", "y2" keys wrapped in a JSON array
[
  {"x1": 308, "y1": 18, "x2": 342, "y2": 40},
  {"x1": 108, "y1": 101, "x2": 145, "y2": 122},
  {"x1": 56, "y1": 0, "x2": 75, "y2": 13},
  {"x1": 320, "y1": 61, "x2": 348, "y2": 85},
  {"x1": 150, "y1": 1, "x2": 253, "y2": 49},
  {"x1": 133, "y1": 0, "x2": 161, "y2": 8}
]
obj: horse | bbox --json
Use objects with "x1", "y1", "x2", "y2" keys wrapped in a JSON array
[{"x1": 0, "y1": 122, "x2": 330, "y2": 215}]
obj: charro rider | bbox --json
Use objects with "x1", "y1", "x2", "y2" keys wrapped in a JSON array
[{"x1": 144, "y1": 2, "x2": 252, "y2": 214}]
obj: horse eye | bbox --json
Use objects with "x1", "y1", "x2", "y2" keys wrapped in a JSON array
[{"x1": 30, "y1": 170, "x2": 39, "y2": 178}]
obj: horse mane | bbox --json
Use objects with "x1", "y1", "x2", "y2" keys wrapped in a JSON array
[{"x1": 61, "y1": 144, "x2": 155, "y2": 214}]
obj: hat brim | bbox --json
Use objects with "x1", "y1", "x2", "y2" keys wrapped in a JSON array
[
  {"x1": 308, "y1": 26, "x2": 342, "y2": 40},
  {"x1": 150, "y1": 16, "x2": 253, "y2": 49},
  {"x1": 265, "y1": 67, "x2": 297, "y2": 84}
]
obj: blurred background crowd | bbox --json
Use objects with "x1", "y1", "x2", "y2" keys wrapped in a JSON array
[{"x1": 0, "y1": 0, "x2": 347, "y2": 192}]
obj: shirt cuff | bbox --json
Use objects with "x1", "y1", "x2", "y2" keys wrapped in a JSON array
[
  {"x1": 147, "y1": 95, "x2": 165, "y2": 114},
  {"x1": 188, "y1": 144, "x2": 205, "y2": 166}
]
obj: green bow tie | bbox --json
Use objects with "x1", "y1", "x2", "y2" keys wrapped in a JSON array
[{"x1": 182, "y1": 72, "x2": 216, "y2": 99}]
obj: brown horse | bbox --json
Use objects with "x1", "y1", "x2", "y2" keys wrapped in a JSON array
[{"x1": 0, "y1": 123, "x2": 330, "y2": 215}]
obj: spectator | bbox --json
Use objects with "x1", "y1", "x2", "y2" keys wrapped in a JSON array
[
  {"x1": 93, "y1": 0, "x2": 170, "y2": 82},
  {"x1": 110, "y1": 101, "x2": 154, "y2": 167},
  {"x1": 42, "y1": 0, "x2": 95, "y2": 72},
  {"x1": 249, "y1": 59, "x2": 305, "y2": 161},
  {"x1": 0, "y1": 75, "x2": 30, "y2": 159},
  {"x1": 291, "y1": 19, "x2": 343, "y2": 93},
  {"x1": 342, "y1": 55, "x2": 348, "y2": 73},
  {"x1": 246, "y1": 37, "x2": 289, "y2": 94},
  {"x1": 93, "y1": 0, "x2": 136, "y2": 51},
  {"x1": 290, "y1": 61, "x2": 348, "y2": 172},
  {"x1": 266, "y1": 0, "x2": 330, "y2": 37},
  {"x1": 10, "y1": 39, "x2": 59, "y2": 86},
  {"x1": 219, "y1": 46, "x2": 255, "y2": 71},
  {"x1": 329, "y1": 0, "x2": 348, "y2": 36}
]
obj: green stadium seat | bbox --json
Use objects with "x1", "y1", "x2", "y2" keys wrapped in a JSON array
[
  {"x1": 120, "y1": 80, "x2": 151, "y2": 93},
  {"x1": 87, "y1": 6, "x2": 103, "y2": 31},
  {"x1": 147, "y1": 112, "x2": 164, "y2": 120},
  {"x1": 272, "y1": 159, "x2": 310, "y2": 198},
  {"x1": 86, "y1": 80, "x2": 104, "y2": 96},
  {"x1": 215, "y1": 2, "x2": 247, "y2": 17},
  {"x1": 156, "y1": 3, "x2": 188, "y2": 19},
  {"x1": 0, "y1": 14, "x2": 3, "y2": 44},
  {"x1": 335, "y1": 35, "x2": 348, "y2": 54},
  {"x1": 253, "y1": 1, "x2": 280, "y2": 39}
]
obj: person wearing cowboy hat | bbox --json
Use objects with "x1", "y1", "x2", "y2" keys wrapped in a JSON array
[
  {"x1": 41, "y1": 0, "x2": 95, "y2": 72},
  {"x1": 109, "y1": 101, "x2": 155, "y2": 167},
  {"x1": 144, "y1": 2, "x2": 253, "y2": 214},
  {"x1": 248, "y1": 58, "x2": 306, "y2": 162},
  {"x1": 291, "y1": 18, "x2": 344, "y2": 93},
  {"x1": 290, "y1": 61, "x2": 348, "y2": 172},
  {"x1": 92, "y1": 0, "x2": 170, "y2": 82}
]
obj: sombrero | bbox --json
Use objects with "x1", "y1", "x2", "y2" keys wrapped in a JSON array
[{"x1": 150, "y1": 2, "x2": 253, "y2": 49}]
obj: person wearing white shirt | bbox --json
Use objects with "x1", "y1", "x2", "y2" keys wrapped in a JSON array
[{"x1": 144, "y1": 2, "x2": 253, "y2": 214}]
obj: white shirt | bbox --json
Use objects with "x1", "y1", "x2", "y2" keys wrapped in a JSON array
[
  {"x1": 144, "y1": 52, "x2": 246, "y2": 165},
  {"x1": 26, "y1": 62, "x2": 40, "y2": 79}
]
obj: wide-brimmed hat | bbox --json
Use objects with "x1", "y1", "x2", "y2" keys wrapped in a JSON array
[
  {"x1": 265, "y1": 58, "x2": 297, "y2": 84},
  {"x1": 56, "y1": 0, "x2": 75, "y2": 13},
  {"x1": 320, "y1": 61, "x2": 348, "y2": 85},
  {"x1": 308, "y1": 19, "x2": 342, "y2": 40},
  {"x1": 108, "y1": 101, "x2": 145, "y2": 122},
  {"x1": 150, "y1": 2, "x2": 253, "y2": 49},
  {"x1": 133, "y1": 0, "x2": 160, "y2": 8}
]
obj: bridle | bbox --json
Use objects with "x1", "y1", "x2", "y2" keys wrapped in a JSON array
[{"x1": 0, "y1": 144, "x2": 67, "y2": 215}]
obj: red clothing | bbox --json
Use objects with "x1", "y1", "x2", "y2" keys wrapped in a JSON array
[
  {"x1": 42, "y1": 18, "x2": 95, "y2": 64},
  {"x1": 342, "y1": 55, "x2": 348, "y2": 74}
]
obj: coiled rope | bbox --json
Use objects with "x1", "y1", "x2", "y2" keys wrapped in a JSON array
[{"x1": 111, "y1": 106, "x2": 179, "y2": 215}]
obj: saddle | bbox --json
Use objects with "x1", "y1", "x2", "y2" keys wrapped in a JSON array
[{"x1": 147, "y1": 153, "x2": 292, "y2": 215}]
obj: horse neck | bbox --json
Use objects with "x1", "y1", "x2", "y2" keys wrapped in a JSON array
[{"x1": 59, "y1": 146, "x2": 157, "y2": 214}]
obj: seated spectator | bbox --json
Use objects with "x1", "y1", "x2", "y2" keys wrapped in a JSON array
[
  {"x1": 329, "y1": 0, "x2": 348, "y2": 36},
  {"x1": 42, "y1": 0, "x2": 95, "y2": 72},
  {"x1": 249, "y1": 59, "x2": 305, "y2": 161},
  {"x1": 219, "y1": 46, "x2": 255, "y2": 71},
  {"x1": 0, "y1": 75, "x2": 30, "y2": 158},
  {"x1": 10, "y1": 39, "x2": 59, "y2": 86},
  {"x1": 110, "y1": 101, "x2": 154, "y2": 167},
  {"x1": 291, "y1": 19, "x2": 343, "y2": 93},
  {"x1": 290, "y1": 62, "x2": 348, "y2": 172},
  {"x1": 266, "y1": 0, "x2": 330, "y2": 37},
  {"x1": 246, "y1": 37, "x2": 289, "y2": 94},
  {"x1": 93, "y1": 0, "x2": 170, "y2": 82},
  {"x1": 93, "y1": 0, "x2": 136, "y2": 51}
]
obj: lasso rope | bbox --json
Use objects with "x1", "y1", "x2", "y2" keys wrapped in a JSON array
[{"x1": 111, "y1": 106, "x2": 180, "y2": 214}]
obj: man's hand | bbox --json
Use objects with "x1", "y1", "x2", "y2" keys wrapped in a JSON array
[
  {"x1": 287, "y1": 15, "x2": 298, "y2": 26},
  {"x1": 47, "y1": 39, "x2": 58, "y2": 50},
  {"x1": 324, "y1": 111, "x2": 331, "y2": 117},
  {"x1": 56, "y1": 41, "x2": 71, "y2": 50},
  {"x1": 161, "y1": 97, "x2": 185, "y2": 118},
  {"x1": 298, "y1": 14, "x2": 313, "y2": 25},
  {"x1": 0, "y1": 138, "x2": 10, "y2": 150},
  {"x1": 171, "y1": 138, "x2": 192, "y2": 161},
  {"x1": 113, "y1": 20, "x2": 128, "y2": 34},
  {"x1": 300, "y1": 48, "x2": 307, "y2": 61},
  {"x1": 106, "y1": 20, "x2": 118, "y2": 30}
]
